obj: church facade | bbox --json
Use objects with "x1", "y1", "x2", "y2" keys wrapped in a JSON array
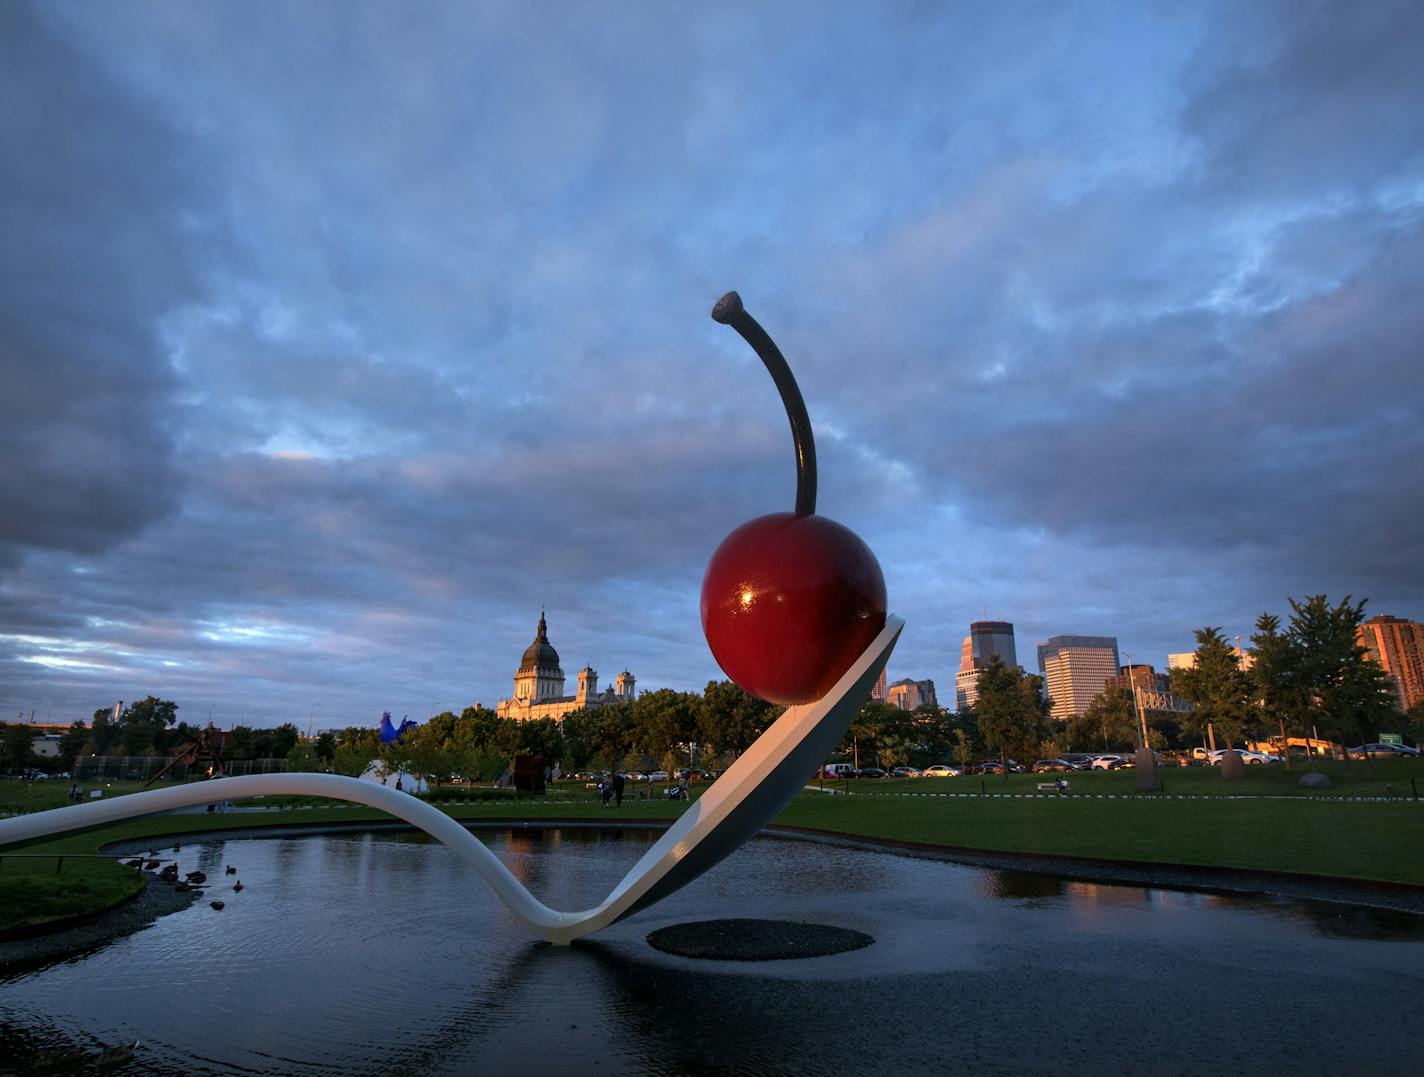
[{"x1": 496, "y1": 613, "x2": 636, "y2": 722}]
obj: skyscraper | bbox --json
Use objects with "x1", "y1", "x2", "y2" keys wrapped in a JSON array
[
  {"x1": 871, "y1": 668, "x2": 887, "y2": 703},
  {"x1": 1358, "y1": 614, "x2": 1424, "y2": 712},
  {"x1": 1107, "y1": 663, "x2": 1187, "y2": 713},
  {"x1": 1037, "y1": 635, "x2": 1121, "y2": 720},
  {"x1": 887, "y1": 678, "x2": 937, "y2": 710},
  {"x1": 955, "y1": 620, "x2": 1018, "y2": 711}
]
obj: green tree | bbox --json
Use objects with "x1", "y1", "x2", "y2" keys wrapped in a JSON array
[
  {"x1": 456, "y1": 707, "x2": 503, "y2": 753},
  {"x1": 285, "y1": 740, "x2": 323, "y2": 772},
  {"x1": 517, "y1": 717, "x2": 564, "y2": 764},
  {"x1": 123, "y1": 696, "x2": 179, "y2": 729},
  {"x1": 865, "y1": 703, "x2": 926, "y2": 770},
  {"x1": 1071, "y1": 685, "x2": 1139, "y2": 752},
  {"x1": 838, "y1": 701, "x2": 889, "y2": 769},
  {"x1": 1249, "y1": 612, "x2": 1306, "y2": 767},
  {"x1": 589, "y1": 701, "x2": 636, "y2": 770},
  {"x1": 975, "y1": 657, "x2": 1050, "y2": 774},
  {"x1": 952, "y1": 727, "x2": 974, "y2": 772},
  {"x1": 227, "y1": 726, "x2": 255, "y2": 759},
  {"x1": 1284, "y1": 595, "x2": 1396, "y2": 751},
  {"x1": 250, "y1": 723, "x2": 300, "y2": 759},
  {"x1": 58, "y1": 721, "x2": 89, "y2": 764},
  {"x1": 3, "y1": 723, "x2": 35, "y2": 771},
  {"x1": 1172, "y1": 627, "x2": 1253, "y2": 748},
  {"x1": 698, "y1": 681, "x2": 778, "y2": 762},
  {"x1": 87, "y1": 707, "x2": 122, "y2": 754},
  {"x1": 315, "y1": 731, "x2": 337, "y2": 762},
  {"x1": 560, "y1": 710, "x2": 598, "y2": 771},
  {"x1": 633, "y1": 689, "x2": 702, "y2": 762},
  {"x1": 1403, "y1": 701, "x2": 1424, "y2": 749},
  {"x1": 403, "y1": 721, "x2": 452, "y2": 783},
  {"x1": 332, "y1": 729, "x2": 378, "y2": 776}
]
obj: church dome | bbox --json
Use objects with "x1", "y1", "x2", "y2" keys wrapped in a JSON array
[{"x1": 519, "y1": 613, "x2": 562, "y2": 672}]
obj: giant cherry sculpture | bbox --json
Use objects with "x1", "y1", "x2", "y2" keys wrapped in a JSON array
[{"x1": 702, "y1": 291, "x2": 887, "y2": 705}]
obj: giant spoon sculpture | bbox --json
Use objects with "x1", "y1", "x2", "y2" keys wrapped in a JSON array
[{"x1": 0, "y1": 293, "x2": 902, "y2": 945}]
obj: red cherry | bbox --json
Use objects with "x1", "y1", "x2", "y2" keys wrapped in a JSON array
[
  {"x1": 703, "y1": 292, "x2": 888, "y2": 705},
  {"x1": 702, "y1": 512, "x2": 886, "y2": 705}
]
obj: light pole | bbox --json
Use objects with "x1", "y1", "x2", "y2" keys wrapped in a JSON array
[{"x1": 1122, "y1": 652, "x2": 1149, "y2": 747}]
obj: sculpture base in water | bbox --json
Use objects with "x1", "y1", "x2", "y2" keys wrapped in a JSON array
[{"x1": 646, "y1": 918, "x2": 874, "y2": 961}]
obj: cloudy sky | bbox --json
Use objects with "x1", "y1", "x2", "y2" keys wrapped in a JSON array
[{"x1": 3, "y1": 1, "x2": 1421, "y2": 730}]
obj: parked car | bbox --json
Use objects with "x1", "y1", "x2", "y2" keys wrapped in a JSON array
[
  {"x1": 856, "y1": 767, "x2": 888, "y2": 779},
  {"x1": 1243, "y1": 750, "x2": 1282, "y2": 764},
  {"x1": 1348, "y1": 743, "x2": 1422, "y2": 759},
  {"x1": 890, "y1": 767, "x2": 922, "y2": 778},
  {"x1": 1206, "y1": 749, "x2": 1280, "y2": 766},
  {"x1": 647, "y1": 771, "x2": 670, "y2": 782},
  {"x1": 1032, "y1": 759, "x2": 1079, "y2": 773},
  {"x1": 1059, "y1": 753, "x2": 1096, "y2": 769},
  {"x1": 1091, "y1": 754, "x2": 1131, "y2": 770},
  {"x1": 980, "y1": 759, "x2": 1025, "y2": 774},
  {"x1": 923, "y1": 764, "x2": 961, "y2": 778},
  {"x1": 818, "y1": 763, "x2": 856, "y2": 779}
]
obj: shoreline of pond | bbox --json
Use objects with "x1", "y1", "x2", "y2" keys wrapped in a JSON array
[{"x1": 5, "y1": 815, "x2": 1422, "y2": 974}]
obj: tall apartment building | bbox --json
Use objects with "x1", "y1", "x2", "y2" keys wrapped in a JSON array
[
  {"x1": 871, "y1": 668, "x2": 887, "y2": 703},
  {"x1": 1037, "y1": 635, "x2": 1121, "y2": 720},
  {"x1": 887, "y1": 678, "x2": 937, "y2": 711},
  {"x1": 1107, "y1": 663, "x2": 1187, "y2": 713},
  {"x1": 1168, "y1": 637, "x2": 1253, "y2": 672},
  {"x1": 1358, "y1": 614, "x2": 1424, "y2": 712},
  {"x1": 954, "y1": 620, "x2": 1018, "y2": 711}
]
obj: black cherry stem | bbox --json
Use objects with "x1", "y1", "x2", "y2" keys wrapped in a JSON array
[{"x1": 711, "y1": 291, "x2": 817, "y2": 517}]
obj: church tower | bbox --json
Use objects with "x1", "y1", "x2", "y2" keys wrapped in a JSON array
[
  {"x1": 615, "y1": 669, "x2": 636, "y2": 701},
  {"x1": 576, "y1": 666, "x2": 598, "y2": 704},
  {"x1": 513, "y1": 612, "x2": 565, "y2": 702}
]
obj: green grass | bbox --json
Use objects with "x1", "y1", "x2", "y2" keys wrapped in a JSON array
[
  {"x1": 776, "y1": 794, "x2": 1424, "y2": 886},
  {"x1": 0, "y1": 833, "x2": 147, "y2": 933},
  {"x1": 0, "y1": 778, "x2": 160, "y2": 816},
  {"x1": 4, "y1": 763, "x2": 1422, "y2": 934}
]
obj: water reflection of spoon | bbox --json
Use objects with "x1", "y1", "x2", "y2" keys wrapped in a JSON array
[{"x1": 0, "y1": 618, "x2": 900, "y2": 944}]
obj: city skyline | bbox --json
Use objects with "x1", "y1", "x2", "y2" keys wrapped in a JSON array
[{"x1": 3, "y1": 2, "x2": 1422, "y2": 727}]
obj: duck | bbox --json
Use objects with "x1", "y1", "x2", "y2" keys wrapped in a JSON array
[
  {"x1": 210, "y1": 900, "x2": 225, "y2": 910},
  {"x1": 98, "y1": 1040, "x2": 139, "y2": 1066},
  {"x1": 225, "y1": 865, "x2": 236, "y2": 875},
  {"x1": 233, "y1": 881, "x2": 244, "y2": 893}
]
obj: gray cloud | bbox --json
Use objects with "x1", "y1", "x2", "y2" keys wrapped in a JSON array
[
  {"x1": 0, "y1": 4, "x2": 215, "y2": 567},
  {"x1": 2, "y1": 1, "x2": 1421, "y2": 724}
]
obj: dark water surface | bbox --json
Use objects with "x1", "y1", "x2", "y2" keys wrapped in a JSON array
[{"x1": 2, "y1": 828, "x2": 1422, "y2": 1075}]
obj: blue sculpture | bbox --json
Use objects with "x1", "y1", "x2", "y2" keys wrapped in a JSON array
[{"x1": 378, "y1": 712, "x2": 418, "y2": 745}]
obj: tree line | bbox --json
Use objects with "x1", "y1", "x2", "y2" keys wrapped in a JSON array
[
  {"x1": 1169, "y1": 594, "x2": 1418, "y2": 757},
  {"x1": 6, "y1": 593, "x2": 1416, "y2": 780}
]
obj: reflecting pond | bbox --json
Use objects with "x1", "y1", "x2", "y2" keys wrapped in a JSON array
[{"x1": 2, "y1": 827, "x2": 1422, "y2": 1075}]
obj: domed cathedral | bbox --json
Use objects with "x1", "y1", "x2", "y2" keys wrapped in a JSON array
[{"x1": 496, "y1": 612, "x2": 637, "y2": 721}]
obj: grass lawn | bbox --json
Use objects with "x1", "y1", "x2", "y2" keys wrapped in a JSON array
[
  {"x1": 776, "y1": 794, "x2": 1424, "y2": 886},
  {"x1": 4, "y1": 762, "x2": 1423, "y2": 933}
]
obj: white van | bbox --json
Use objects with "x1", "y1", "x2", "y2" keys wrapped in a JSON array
[{"x1": 818, "y1": 763, "x2": 856, "y2": 779}]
